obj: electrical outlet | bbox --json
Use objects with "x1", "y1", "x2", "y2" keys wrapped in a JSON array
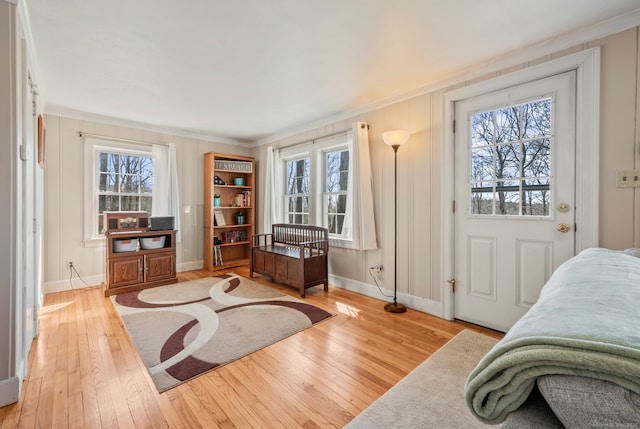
[
  {"x1": 616, "y1": 169, "x2": 640, "y2": 188},
  {"x1": 66, "y1": 261, "x2": 74, "y2": 269},
  {"x1": 371, "y1": 264, "x2": 383, "y2": 272}
]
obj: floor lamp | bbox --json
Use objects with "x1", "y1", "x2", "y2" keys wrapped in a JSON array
[{"x1": 382, "y1": 130, "x2": 409, "y2": 313}]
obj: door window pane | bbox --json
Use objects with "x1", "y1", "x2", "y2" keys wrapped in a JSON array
[
  {"x1": 522, "y1": 190, "x2": 550, "y2": 215},
  {"x1": 471, "y1": 147, "x2": 495, "y2": 181},
  {"x1": 495, "y1": 106, "x2": 520, "y2": 143},
  {"x1": 523, "y1": 100, "x2": 551, "y2": 138},
  {"x1": 471, "y1": 112, "x2": 494, "y2": 147},
  {"x1": 469, "y1": 98, "x2": 552, "y2": 216},
  {"x1": 471, "y1": 189, "x2": 493, "y2": 215},
  {"x1": 496, "y1": 143, "x2": 520, "y2": 179},
  {"x1": 523, "y1": 139, "x2": 551, "y2": 178}
]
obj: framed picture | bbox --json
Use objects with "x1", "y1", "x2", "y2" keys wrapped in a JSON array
[
  {"x1": 214, "y1": 210, "x2": 226, "y2": 226},
  {"x1": 37, "y1": 114, "x2": 44, "y2": 167}
]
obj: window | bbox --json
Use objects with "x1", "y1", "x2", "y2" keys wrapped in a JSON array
[
  {"x1": 324, "y1": 149, "x2": 349, "y2": 235},
  {"x1": 96, "y1": 151, "x2": 153, "y2": 234},
  {"x1": 83, "y1": 138, "x2": 154, "y2": 243},
  {"x1": 268, "y1": 122, "x2": 376, "y2": 250},
  {"x1": 469, "y1": 97, "x2": 552, "y2": 216},
  {"x1": 280, "y1": 136, "x2": 351, "y2": 241},
  {"x1": 285, "y1": 157, "x2": 310, "y2": 225}
]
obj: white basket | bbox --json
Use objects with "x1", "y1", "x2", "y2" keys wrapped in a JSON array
[
  {"x1": 113, "y1": 238, "x2": 138, "y2": 253},
  {"x1": 140, "y1": 236, "x2": 166, "y2": 250}
]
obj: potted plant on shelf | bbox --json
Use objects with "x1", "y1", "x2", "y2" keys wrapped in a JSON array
[
  {"x1": 213, "y1": 194, "x2": 221, "y2": 207},
  {"x1": 235, "y1": 211, "x2": 245, "y2": 225}
]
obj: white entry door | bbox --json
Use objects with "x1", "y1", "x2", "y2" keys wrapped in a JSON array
[{"x1": 454, "y1": 71, "x2": 576, "y2": 332}]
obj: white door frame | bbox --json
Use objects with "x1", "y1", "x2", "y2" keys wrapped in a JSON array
[{"x1": 440, "y1": 48, "x2": 600, "y2": 321}]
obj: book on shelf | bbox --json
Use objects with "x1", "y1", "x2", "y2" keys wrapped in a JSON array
[
  {"x1": 234, "y1": 191, "x2": 251, "y2": 207},
  {"x1": 220, "y1": 229, "x2": 248, "y2": 244},
  {"x1": 214, "y1": 245, "x2": 223, "y2": 266}
]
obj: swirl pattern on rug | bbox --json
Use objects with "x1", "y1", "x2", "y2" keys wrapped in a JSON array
[{"x1": 111, "y1": 273, "x2": 333, "y2": 392}]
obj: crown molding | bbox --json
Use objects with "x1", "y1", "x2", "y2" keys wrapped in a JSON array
[
  {"x1": 254, "y1": 7, "x2": 640, "y2": 148},
  {"x1": 20, "y1": 3, "x2": 640, "y2": 148},
  {"x1": 45, "y1": 104, "x2": 252, "y2": 146}
]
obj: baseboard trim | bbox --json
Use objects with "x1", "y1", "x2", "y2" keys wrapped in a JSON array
[
  {"x1": 177, "y1": 260, "x2": 203, "y2": 272},
  {"x1": 44, "y1": 273, "x2": 104, "y2": 294},
  {"x1": 329, "y1": 274, "x2": 443, "y2": 318},
  {"x1": 43, "y1": 264, "x2": 439, "y2": 318},
  {"x1": 0, "y1": 377, "x2": 20, "y2": 407},
  {"x1": 44, "y1": 260, "x2": 205, "y2": 294}
]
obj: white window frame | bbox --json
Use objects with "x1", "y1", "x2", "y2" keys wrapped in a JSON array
[
  {"x1": 283, "y1": 153, "x2": 312, "y2": 225},
  {"x1": 322, "y1": 147, "x2": 350, "y2": 236},
  {"x1": 83, "y1": 138, "x2": 154, "y2": 246},
  {"x1": 278, "y1": 134, "x2": 353, "y2": 247}
]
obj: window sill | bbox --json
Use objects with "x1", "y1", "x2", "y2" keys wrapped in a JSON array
[
  {"x1": 329, "y1": 237, "x2": 353, "y2": 249},
  {"x1": 84, "y1": 236, "x2": 106, "y2": 248}
]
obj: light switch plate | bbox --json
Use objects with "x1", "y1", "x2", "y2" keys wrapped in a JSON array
[{"x1": 616, "y1": 169, "x2": 640, "y2": 188}]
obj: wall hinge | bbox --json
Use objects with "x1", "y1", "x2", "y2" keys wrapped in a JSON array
[
  {"x1": 452, "y1": 200, "x2": 456, "y2": 213},
  {"x1": 447, "y1": 278, "x2": 456, "y2": 293},
  {"x1": 452, "y1": 119, "x2": 456, "y2": 133}
]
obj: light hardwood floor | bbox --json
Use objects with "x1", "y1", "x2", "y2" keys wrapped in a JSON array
[{"x1": 0, "y1": 267, "x2": 502, "y2": 428}]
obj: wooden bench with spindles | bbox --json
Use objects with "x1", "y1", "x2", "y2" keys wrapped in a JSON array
[{"x1": 250, "y1": 224, "x2": 329, "y2": 297}]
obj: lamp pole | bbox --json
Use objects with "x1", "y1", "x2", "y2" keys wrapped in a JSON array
[{"x1": 385, "y1": 143, "x2": 407, "y2": 313}]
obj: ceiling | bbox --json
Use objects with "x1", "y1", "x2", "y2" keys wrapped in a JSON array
[{"x1": 24, "y1": 1, "x2": 640, "y2": 144}]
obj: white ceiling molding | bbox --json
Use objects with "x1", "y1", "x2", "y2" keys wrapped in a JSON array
[
  {"x1": 254, "y1": 7, "x2": 640, "y2": 148},
  {"x1": 24, "y1": 2, "x2": 640, "y2": 144},
  {"x1": 46, "y1": 104, "x2": 251, "y2": 147}
]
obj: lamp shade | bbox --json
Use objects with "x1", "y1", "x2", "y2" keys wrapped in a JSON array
[{"x1": 382, "y1": 130, "x2": 410, "y2": 147}]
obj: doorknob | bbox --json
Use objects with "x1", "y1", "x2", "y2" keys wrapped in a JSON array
[{"x1": 557, "y1": 223, "x2": 570, "y2": 233}]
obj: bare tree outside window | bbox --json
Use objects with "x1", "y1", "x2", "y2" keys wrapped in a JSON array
[
  {"x1": 285, "y1": 158, "x2": 310, "y2": 224},
  {"x1": 470, "y1": 97, "x2": 551, "y2": 216},
  {"x1": 325, "y1": 150, "x2": 349, "y2": 234},
  {"x1": 97, "y1": 152, "x2": 153, "y2": 233},
  {"x1": 280, "y1": 137, "x2": 353, "y2": 241}
]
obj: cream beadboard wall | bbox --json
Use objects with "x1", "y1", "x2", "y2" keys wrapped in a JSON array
[
  {"x1": 43, "y1": 26, "x2": 640, "y2": 303},
  {"x1": 252, "y1": 26, "x2": 640, "y2": 314},
  {"x1": 253, "y1": 98, "x2": 443, "y2": 311},
  {"x1": 42, "y1": 116, "x2": 251, "y2": 293}
]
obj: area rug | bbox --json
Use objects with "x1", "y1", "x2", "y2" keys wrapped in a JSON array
[
  {"x1": 345, "y1": 329, "x2": 501, "y2": 428},
  {"x1": 111, "y1": 273, "x2": 333, "y2": 392}
]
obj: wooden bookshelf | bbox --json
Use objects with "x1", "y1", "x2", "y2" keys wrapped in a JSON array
[{"x1": 204, "y1": 152, "x2": 255, "y2": 271}]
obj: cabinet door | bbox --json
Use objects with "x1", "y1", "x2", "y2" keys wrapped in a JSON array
[
  {"x1": 145, "y1": 253, "x2": 176, "y2": 282},
  {"x1": 109, "y1": 256, "x2": 144, "y2": 288}
]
